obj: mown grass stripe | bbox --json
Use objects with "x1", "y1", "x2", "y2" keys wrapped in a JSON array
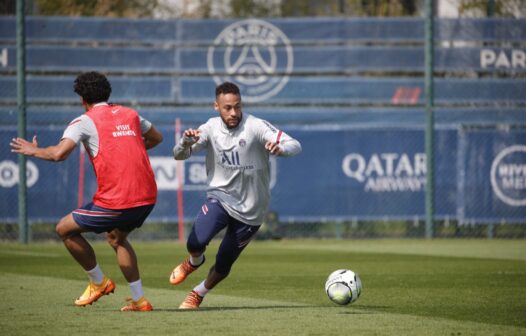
[
  {"x1": 2, "y1": 272, "x2": 526, "y2": 336},
  {"x1": 267, "y1": 239, "x2": 526, "y2": 261}
]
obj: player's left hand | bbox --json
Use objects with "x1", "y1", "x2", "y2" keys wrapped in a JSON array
[
  {"x1": 265, "y1": 141, "x2": 282, "y2": 155},
  {"x1": 10, "y1": 136, "x2": 38, "y2": 156}
]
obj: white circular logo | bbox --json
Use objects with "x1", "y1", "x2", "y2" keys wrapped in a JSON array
[
  {"x1": 490, "y1": 145, "x2": 526, "y2": 206},
  {"x1": 0, "y1": 160, "x2": 39, "y2": 188},
  {"x1": 207, "y1": 19, "x2": 293, "y2": 102}
]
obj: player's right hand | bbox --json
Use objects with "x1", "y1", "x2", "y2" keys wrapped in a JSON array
[
  {"x1": 10, "y1": 135, "x2": 38, "y2": 156},
  {"x1": 181, "y1": 129, "x2": 200, "y2": 147}
]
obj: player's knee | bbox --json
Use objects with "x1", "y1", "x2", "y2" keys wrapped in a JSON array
[
  {"x1": 55, "y1": 222, "x2": 65, "y2": 239},
  {"x1": 55, "y1": 217, "x2": 72, "y2": 240},
  {"x1": 106, "y1": 233, "x2": 124, "y2": 249},
  {"x1": 186, "y1": 239, "x2": 206, "y2": 253}
]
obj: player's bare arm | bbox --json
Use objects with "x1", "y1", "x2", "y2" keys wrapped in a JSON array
[
  {"x1": 143, "y1": 125, "x2": 163, "y2": 150},
  {"x1": 10, "y1": 136, "x2": 77, "y2": 162}
]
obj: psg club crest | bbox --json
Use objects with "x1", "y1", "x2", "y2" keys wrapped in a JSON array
[{"x1": 207, "y1": 19, "x2": 294, "y2": 103}]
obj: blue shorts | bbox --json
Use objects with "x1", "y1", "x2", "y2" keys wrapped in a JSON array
[
  {"x1": 72, "y1": 203, "x2": 154, "y2": 234},
  {"x1": 187, "y1": 198, "x2": 260, "y2": 275}
]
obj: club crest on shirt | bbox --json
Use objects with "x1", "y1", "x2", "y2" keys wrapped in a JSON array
[{"x1": 239, "y1": 139, "x2": 247, "y2": 147}]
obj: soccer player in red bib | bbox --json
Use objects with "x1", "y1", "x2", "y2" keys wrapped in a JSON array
[{"x1": 10, "y1": 72, "x2": 163, "y2": 312}]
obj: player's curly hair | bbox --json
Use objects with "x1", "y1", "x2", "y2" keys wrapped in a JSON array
[
  {"x1": 73, "y1": 71, "x2": 112, "y2": 104},
  {"x1": 215, "y1": 81, "x2": 240, "y2": 98}
]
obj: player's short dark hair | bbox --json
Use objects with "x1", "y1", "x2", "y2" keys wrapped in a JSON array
[
  {"x1": 215, "y1": 82, "x2": 240, "y2": 98},
  {"x1": 73, "y1": 71, "x2": 112, "y2": 104}
]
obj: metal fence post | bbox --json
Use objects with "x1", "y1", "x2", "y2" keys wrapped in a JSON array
[
  {"x1": 424, "y1": 0, "x2": 435, "y2": 239},
  {"x1": 17, "y1": 0, "x2": 28, "y2": 243}
]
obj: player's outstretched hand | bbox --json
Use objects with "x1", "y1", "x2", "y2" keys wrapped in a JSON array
[
  {"x1": 10, "y1": 136, "x2": 38, "y2": 156},
  {"x1": 182, "y1": 129, "x2": 200, "y2": 147},
  {"x1": 265, "y1": 141, "x2": 282, "y2": 155}
]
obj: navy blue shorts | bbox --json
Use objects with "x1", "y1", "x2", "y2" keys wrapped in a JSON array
[
  {"x1": 72, "y1": 203, "x2": 154, "y2": 234},
  {"x1": 187, "y1": 198, "x2": 260, "y2": 275}
]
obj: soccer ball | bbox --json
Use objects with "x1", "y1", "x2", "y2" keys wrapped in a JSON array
[{"x1": 325, "y1": 269, "x2": 362, "y2": 305}]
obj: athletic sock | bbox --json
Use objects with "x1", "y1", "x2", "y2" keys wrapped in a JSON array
[
  {"x1": 129, "y1": 279, "x2": 144, "y2": 302},
  {"x1": 86, "y1": 264, "x2": 104, "y2": 284},
  {"x1": 189, "y1": 254, "x2": 204, "y2": 267},
  {"x1": 193, "y1": 280, "x2": 209, "y2": 297}
]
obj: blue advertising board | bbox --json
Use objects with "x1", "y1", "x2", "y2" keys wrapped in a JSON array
[
  {"x1": 269, "y1": 127, "x2": 457, "y2": 221},
  {"x1": 6, "y1": 125, "x2": 523, "y2": 224},
  {"x1": 458, "y1": 128, "x2": 526, "y2": 222},
  {"x1": 0, "y1": 124, "x2": 456, "y2": 221}
]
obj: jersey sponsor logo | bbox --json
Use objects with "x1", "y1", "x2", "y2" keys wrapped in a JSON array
[
  {"x1": 490, "y1": 145, "x2": 526, "y2": 206},
  {"x1": 207, "y1": 19, "x2": 293, "y2": 103},
  {"x1": 221, "y1": 150, "x2": 241, "y2": 166},
  {"x1": 219, "y1": 150, "x2": 257, "y2": 170},
  {"x1": 112, "y1": 124, "x2": 136, "y2": 138}
]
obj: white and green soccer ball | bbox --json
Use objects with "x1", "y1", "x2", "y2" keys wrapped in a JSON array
[{"x1": 325, "y1": 269, "x2": 362, "y2": 305}]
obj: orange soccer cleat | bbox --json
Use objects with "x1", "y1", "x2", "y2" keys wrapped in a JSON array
[
  {"x1": 169, "y1": 257, "x2": 204, "y2": 285},
  {"x1": 120, "y1": 297, "x2": 153, "y2": 312},
  {"x1": 75, "y1": 277, "x2": 116, "y2": 306},
  {"x1": 179, "y1": 290, "x2": 203, "y2": 309}
]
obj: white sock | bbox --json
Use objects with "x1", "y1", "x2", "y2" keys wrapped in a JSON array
[
  {"x1": 86, "y1": 264, "x2": 104, "y2": 284},
  {"x1": 189, "y1": 254, "x2": 204, "y2": 267},
  {"x1": 193, "y1": 280, "x2": 209, "y2": 297},
  {"x1": 129, "y1": 279, "x2": 144, "y2": 302}
]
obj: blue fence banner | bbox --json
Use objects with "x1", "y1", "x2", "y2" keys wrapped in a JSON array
[
  {"x1": 3, "y1": 46, "x2": 524, "y2": 73},
  {"x1": 458, "y1": 128, "x2": 526, "y2": 223},
  {"x1": 1, "y1": 17, "x2": 525, "y2": 43},
  {"x1": 1, "y1": 76, "x2": 525, "y2": 105},
  {"x1": 1, "y1": 16, "x2": 525, "y2": 225},
  {"x1": 2, "y1": 126, "x2": 522, "y2": 224}
]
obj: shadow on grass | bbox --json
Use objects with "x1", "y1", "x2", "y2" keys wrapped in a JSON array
[
  {"x1": 153, "y1": 305, "x2": 314, "y2": 312},
  {"x1": 353, "y1": 305, "x2": 392, "y2": 310},
  {"x1": 152, "y1": 305, "x2": 382, "y2": 313}
]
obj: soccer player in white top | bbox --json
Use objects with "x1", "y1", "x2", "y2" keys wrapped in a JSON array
[{"x1": 170, "y1": 82, "x2": 302, "y2": 309}]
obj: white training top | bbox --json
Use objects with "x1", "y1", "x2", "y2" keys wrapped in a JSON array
[
  {"x1": 173, "y1": 113, "x2": 302, "y2": 226},
  {"x1": 62, "y1": 102, "x2": 152, "y2": 157}
]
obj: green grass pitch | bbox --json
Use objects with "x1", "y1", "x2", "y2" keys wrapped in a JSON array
[{"x1": 1, "y1": 239, "x2": 525, "y2": 335}]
